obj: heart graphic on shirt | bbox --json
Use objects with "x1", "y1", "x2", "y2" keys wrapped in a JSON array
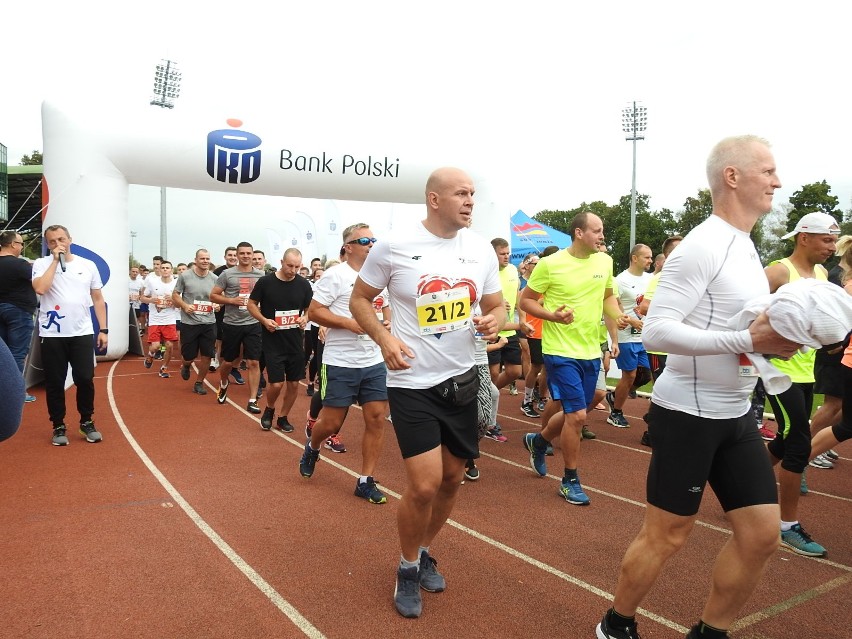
[{"x1": 416, "y1": 275, "x2": 479, "y2": 339}]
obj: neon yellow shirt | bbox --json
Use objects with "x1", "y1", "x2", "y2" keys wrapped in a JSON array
[
  {"x1": 527, "y1": 249, "x2": 614, "y2": 359},
  {"x1": 770, "y1": 258, "x2": 826, "y2": 384},
  {"x1": 643, "y1": 272, "x2": 665, "y2": 355},
  {"x1": 498, "y1": 263, "x2": 519, "y2": 338}
]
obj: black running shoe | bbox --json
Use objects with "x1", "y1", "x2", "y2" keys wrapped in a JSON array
[{"x1": 260, "y1": 407, "x2": 274, "y2": 430}]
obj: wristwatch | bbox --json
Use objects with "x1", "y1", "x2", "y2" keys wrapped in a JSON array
[{"x1": 99, "y1": 329, "x2": 109, "y2": 334}]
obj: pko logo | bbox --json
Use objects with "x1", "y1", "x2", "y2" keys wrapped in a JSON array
[{"x1": 207, "y1": 119, "x2": 262, "y2": 184}]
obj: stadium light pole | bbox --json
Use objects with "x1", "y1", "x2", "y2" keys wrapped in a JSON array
[
  {"x1": 130, "y1": 230, "x2": 137, "y2": 264},
  {"x1": 149, "y1": 59, "x2": 182, "y2": 258},
  {"x1": 622, "y1": 101, "x2": 647, "y2": 249}
]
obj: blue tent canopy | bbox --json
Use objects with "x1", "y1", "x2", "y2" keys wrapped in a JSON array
[{"x1": 509, "y1": 210, "x2": 572, "y2": 266}]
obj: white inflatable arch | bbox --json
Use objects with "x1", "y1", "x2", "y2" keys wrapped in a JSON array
[{"x1": 41, "y1": 101, "x2": 509, "y2": 360}]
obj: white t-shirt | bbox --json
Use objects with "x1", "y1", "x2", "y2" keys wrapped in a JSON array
[
  {"x1": 644, "y1": 215, "x2": 766, "y2": 418},
  {"x1": 311, "y1": 262, "x2": 386, "y2": 368},
  {"x1": 129, "y1": 277, "x2": 144, "y2": 310},
  {"x1": 32, "y1": 254, "x2": 103, "y2": 337},
  {"x1": 615, "y1": 269, "x2": 652, "y2": 344},
  {"x1": 358, "y1": 222, "x2": 501, "y2": 389},
  {"x1": 143, "y1": 277, "x2": 179, "y2": 326}
]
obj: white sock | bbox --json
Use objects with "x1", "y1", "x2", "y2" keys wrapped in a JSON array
[{"x1": 780, "y1": 520, "x2": 798, "y2": 532}]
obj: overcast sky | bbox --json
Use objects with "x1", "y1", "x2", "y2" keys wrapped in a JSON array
[{"x1": 3, "y1": 1, "x2": 850, "y2": 263}]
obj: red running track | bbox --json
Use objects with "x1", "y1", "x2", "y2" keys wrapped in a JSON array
[{"x1": 2, "y1": 354, "x2": 850, "y2": 638}]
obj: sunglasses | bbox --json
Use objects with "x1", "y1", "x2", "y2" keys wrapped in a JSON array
[{"x1": 346, "y1": 237, "x2": 378, "y2": 246}]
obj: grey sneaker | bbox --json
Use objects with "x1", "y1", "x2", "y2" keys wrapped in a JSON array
[
  {"x1": 394, "y1": 565, "x2": 422, "y2": 618},
  {"x1": 52, "y1": 425, "x2": 69, "y2": 446},
  {"x1": 419, "y1": 551, "x2": 446, "y2": 592},
  {"x1": 79, "y1": 421, "x2": 102, "y2": 443}
]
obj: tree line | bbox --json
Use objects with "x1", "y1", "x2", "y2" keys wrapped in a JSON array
[{"x1": 535, "y1": 181, "x2": 850, "y2": 273}]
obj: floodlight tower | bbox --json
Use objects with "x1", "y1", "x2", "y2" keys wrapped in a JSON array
[
  {"x1": 149, "y1": 59, "x2": 182, "y2": 258},
  {"x1": 622, "y1": 101, "x2": 647, "y2": 249}
]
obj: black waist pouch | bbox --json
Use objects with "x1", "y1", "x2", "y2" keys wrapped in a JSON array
[{"x1": 431, "y1": 365, "x2": 480, "y2": 406}]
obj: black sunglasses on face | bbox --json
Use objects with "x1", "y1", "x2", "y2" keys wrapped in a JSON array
[{"x1": 346, "y1": 237, "x2": 378, "y2": 246}]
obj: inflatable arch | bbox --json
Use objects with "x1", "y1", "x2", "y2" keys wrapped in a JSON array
[{"x1": 41, "y1": 101, "x2": 510, "y2": 360}]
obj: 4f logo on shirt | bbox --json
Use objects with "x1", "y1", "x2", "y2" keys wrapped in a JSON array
[{"x1": 207, "y1": 119, "x2": 262, "y2": 184}]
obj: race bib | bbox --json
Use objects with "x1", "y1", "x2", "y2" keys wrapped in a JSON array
[
  {"x1": 738, "y1": 353, "x2": 758, "y2": 377},
  {"x1": 274, "y1": 309, "x2": 301, "y2": 330},
  {"x1": 238, "y1": 293, "x2": 250, "y2": 311},
  {"x1": 193, "y1": 300, "x2": 213, "y2": 315},
  {"x1": 416, "y1": 287, "x2": 470, "y2": 336},
  {"x1": 129, "y1": 292, "x2": 140, "y2": 302}
]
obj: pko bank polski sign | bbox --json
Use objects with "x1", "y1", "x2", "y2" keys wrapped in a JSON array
[{"x1": 205, "y1": 118, "x2": 404, "y2": 199}]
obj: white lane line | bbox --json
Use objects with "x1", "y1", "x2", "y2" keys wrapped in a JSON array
[{"x1": 106, "y1": 361, "x2": 326, "y2": 639}]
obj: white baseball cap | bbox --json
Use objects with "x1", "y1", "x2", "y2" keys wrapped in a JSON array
[{"x1": 780, "y1": 212, "x2": 841, "y2": 239}]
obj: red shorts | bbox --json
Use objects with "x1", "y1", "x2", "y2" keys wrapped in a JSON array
[{"x1": 148, "y1": 324, "x2": 178, "y2": 343}]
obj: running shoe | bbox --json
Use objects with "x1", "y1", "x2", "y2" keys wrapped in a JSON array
[
  {"x1": 418, "y1": 550, "x2": 446, "y2": 592},
  {"x1": 582, "y1": 425, "x2": 597, "y2": 440},
  {"x1": 216, "y1": 382, "x2": 229, "y2": 404},
  {"x1": 180, "y1": 364, "x2": 190, "y2": 381},
  {"x1": 780, "y1": 523, "x2": 827, "y2": 557},
  {"x1": 607, "y1": 411, "x2": 630, "y2": 428},
  {"x1": 79, "y1": 420, "x2": 102, "y2": 443},
  {"x1": 640, "y1": 430, "x2": 651, "y2": 447},
  {"x1": 394, "y1": 565, "x2": 422, "y2": 618},
  {"x1": 239, "y1": 359, "x2": 248, "y2": 371},
  {"x1": 537, "y1": 398, "x2": 548, "y2": 412},
  {"x1": 230, "y1": 369, "x2": 245, "y2": 385},
  {"x1": 532, "y1": 386, "x2": 542, "y2": 403},
  {"x1": 299, "y1": 442, "x2": 320, "y2": 478},
  {"x1": 758, "y1": 423, "x2": 776, "y2": 441},
  {"x1": 628, "y1": 389, "x2": 638, "y2": 399},
  {"x1": 508, "y1": 381, "x2": 518, "y2": 395},
  {"x1": 246, "y1": 400, "x2": 261, "y2": 415},
  {"x1": 260, "y1": 406, "x2": 274, "y2": 430},
  {"x1": 596, "y1": 611, "x2": 642, "y2": 639},
  {"x1": 154, "y1": 349, "x2": 164, "y2": 360},
  {"x1": 158, "y1": 367, "x2": 170, "y2": 379},
  {"x1": 305, "y1": 411, "x2": 316, "y2": 439},
  {"x1": 809, "y1": 453, "x2": 834, "y2": 469},
  {"x1": 24, "y1": 394, "x2": 36, "y2": 403},
  {"x1": 354, "y1": 476, "x2": 387, "y2": 504},
  {"x1": 523, "y1": 432, "x2": 547, "y2": 477},
  {"x1": 276, "y1": 416, "x2": 294, "y2": 433},
  {"x1": 604, "y1": 389, "x2": 616, "y2": 413},
  {"x1": 208, "y1": 357, "x2": 219, "y2": 372},
  {"x1": 559, "y1": 476, "x2": 590, "y2": 505},
  {"x1": 464, "y1": 459, "x2": 480, "y2": 481},
  {"x1": 144, "y1": 355, "x2": 153, "y2": 369},
  {"x1": 520, "y1": 402, "x2": 540, "y2": 418},
  {"x1": 52, "y1": 425, "x2": 69, "y2": 446},
  {"x1": 324, "y1": 434, "x2": 346, "y2": 453},
  {"x1": 485, "y1": 425, "x2": 508, "y2": 442},
  {"x1": 193, "y1": 382, "x2": 207, "y2": 395},
  {"x1": 824, "y1": 448, "x2": 839, "y2": 461}
]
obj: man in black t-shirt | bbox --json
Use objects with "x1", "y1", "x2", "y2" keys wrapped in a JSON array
[
  {"x1": 248, "y1": 248, "x2": 313, "y2": 431},
  {"x1": 0, "y1": 230, "x2": 37, "y2": 403}
]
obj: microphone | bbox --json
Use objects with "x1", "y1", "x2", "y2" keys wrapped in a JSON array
[{"x1": 58, "y1": 252, "x2": 66, "y2": 272}]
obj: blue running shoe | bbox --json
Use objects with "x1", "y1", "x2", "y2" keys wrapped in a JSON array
[
  {"x1": 558, "y1": 476, "x2": 590, "y2": 505},
  {"x1": 523, "y1": 433, "x2": 547, "y2": 477},
  {"x1": 299, "y1": 442, "x2": 320, "y2": 478},
  {"x1": 780, "y1": 523, "x2": 826, "y2": 557},
  {"x1": 418, "y1": 550, "x2": 446, "y2": 592},
  {"x1": 394, "y1": 565, "x2": 422, "y2": 618},
  {"x1": 230, "y1": 369, "x2": 245, "y2": 385},
  {"x1": 354, "y1": 476, "x2": 387, "y2": 504}
]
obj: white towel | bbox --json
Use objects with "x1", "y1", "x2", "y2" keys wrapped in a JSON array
[{"x1": 728, "y1": 279, "x2": 852, "y2": 394}]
